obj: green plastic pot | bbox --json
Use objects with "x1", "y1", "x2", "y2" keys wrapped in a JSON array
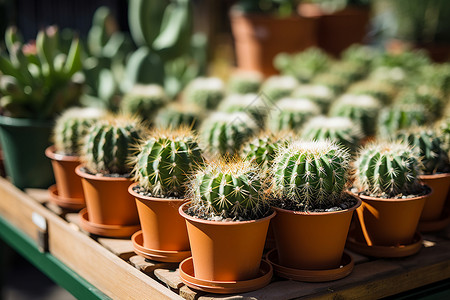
[{"x1": 0, "y1": 115, "x2": 55, "y2": 189}]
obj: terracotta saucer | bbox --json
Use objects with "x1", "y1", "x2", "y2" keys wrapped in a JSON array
[
  {"x1": 346, "y1": 232, "x2": 423, "y2": 258},
  {"x1": 265, "y1": 249, "x2": 354, "y2": 282},
  {"x1": 79, "y1": 208, "x2": 140, "y2": 238},
  {"x1": 48, "y1": 185, "x2": 85, "y2": 211},
  {"x1": 131, "y1": 230, "x2": 191, "y2": 263},
  {"x1": 179, "y1": 257, "x2": 273, "y2": 294},
  {"x1": 418, "y1": 210, "x2": 450, "y2": 233}
]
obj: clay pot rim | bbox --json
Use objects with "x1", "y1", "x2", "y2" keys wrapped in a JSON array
[
  {"x1": 419, "y1": 173, "x2": 450, "y2": 180},
  {"x1": 45, "y1": 145, "x2": 80, "y2": 162},
  {"x1": 75, "y1": 164, "x2": 131, "y2": 182},
  {"x1": 356, "y1": 187, "x2": 432, "y2": 203},
  {"x1": 179, "y1": 202, "x2": 276, "y2": 226},
  {"x1": 48, "y1": 184, "x2": 85, "y2": 210},
  {"x1": 128, "y1": 182, "x2": 186, "y2": 203}
]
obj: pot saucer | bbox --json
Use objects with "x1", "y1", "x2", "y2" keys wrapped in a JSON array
[
  {"x1": 346, "y1": 232, "x2": 423, "y2": 258},
  {"x1": 418, "y1": 210, "x2": 450, "y2": 233},
  {"x1": 265, "y1": 249, "x2": 353, "y2": 282},
  {"x1": 79, "y1": 208, "x2": 140, "y2": 238},
  {"x1": 48, "y1": 185, "x2": 85, "y2": 211},
  {"x1": 179, "y1": 257, "x2": 273, "y2": 294},
  {"x1": 131, "y1": 230, "x2": 191, "y2": 263}
]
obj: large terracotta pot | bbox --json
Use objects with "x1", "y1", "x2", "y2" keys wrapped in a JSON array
[
  {"x1": 128, "y1": 182, "x2": 189, "y2": 251},
  {"x1": 272, "y1": 195, "x2": 361, "y2": 270},
  {"x1": 179, "y1": 202, "x2": 275, "y2": 281},
  {"x1": 419, "y1": 173, "x2": 450, "y2": 221},
  {"x1": 75, "y1": 165, "x2": 139, "y2": 226},
  {"x1": 229, "y1": 9, "x2": 317, "y2": 76}
]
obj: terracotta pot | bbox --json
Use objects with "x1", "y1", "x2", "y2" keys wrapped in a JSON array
[
  {"x1": 419, "y1": 173, "x2": 450, "y2": 221},
  {"x1": 229, "y1": 9, "x2": 317, "y2": 76},
  {"x1": 272, "y1": 195, "x2": 361, "y2": 270},
  {"x1": 45, "y1": 146, "x2": 84, "y2": 202},
  {"x1": 179, "y1": 202, "x2": 275, "y2": 281},
  {"x1": 353, "y1": 191, "x2": 429, "y2": 246},
  {"x1": 75, "y1": 165, "x2": 139, "y2": 226},
  {"x1": 128, "y1": 182, "x2": 189, "y2": 251}
]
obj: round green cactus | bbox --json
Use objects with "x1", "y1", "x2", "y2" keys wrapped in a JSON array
[
  {"x1": 188, "y1": 159, "x2": 269, "y2": 220},
  {"x1": 396, "y1": 127, "x2": 450, "y2": 175},
  {"x1": 266, "y1": 98, "x2": 321, "y2": 132},
  {"x1": 131, "y1": 128, "x2": 204, "y2": 197},
  {"x1": 291, "y1": 84, "x2": 335, "y2": 114},
  {"x1": 53, "y1": 107, "x2": 106, "y2": 155},
  {"x1": 261, "y1": 75, "x2": 298, "y2": 101},
  {"x1": 218, "y1": 94, "x2": 268, "y2": 127},
  {"x1": 154, "y1": 103, "x2": 203, "y2": 130},
  {"x1": 341, "y1": 44, "x2": 380, "y2": 69},
  {"x1": 300, "y1": 116, "x2": 363, "y2": 153},
  {"x1": 397, "y1": 86, "x2": 445, "y2": 121},
  {"x1": 355, "y1": 141, "x2": 423, "y2": 197},
  {"x1": 227, "y1": 71, "x2": 263, "y2": 94},
  {"x1": 120, "y1": 84, "x2": 167, "y2": 121},
  {"x1": 378, "y1": 103, "x2": 429, "y2": 137},
  {"x1": 184, "y1": 77, "x2": 225, "y2": 110},
  {"x1": 312, "y1": 73, "x2": 348, "y2": 95},
  {"x1": 328, "y1": 61, "x2": 366, "y2": 83},
  {"x1": 329, "y1": 94, "x2": 382, "y2": 137},
  {"x1": 81, "y1": 116, "x2": 144, "y2": 175},
  {"x1": 271, "y1": 140, "x2": 351, "y2": 209},
  {"x1": 438, "y1": 117, "x2": 450, "y2": 155},
  {"x1": 348, "y1": 80, "x2": 396, "y2": 105},
  {"x1": 199, "y1": 112, "x2": 258, "y2": 156}
]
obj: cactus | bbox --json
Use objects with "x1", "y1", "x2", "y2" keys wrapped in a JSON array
[
  {"x1": 329, "y1": 94, "x2": 382, "y2": 136},
  {"x1": 199, "y1": 112, "x2": 258, "y2": 156},
  {"x1": 378, "y1": 103, "x2": 430, "y2": 137},
  {"x1": 154, "y1": 103, "x2": 203, "y2": 130},
  {"x1": 312, "y1": 73, "x2": 348, "y2": 95},
  {"x1": 396, "y1": 127, "x2": 450, "y2": 175},
  {"x1": 328, "y1": 61, "x2": 366, "y2": 83},
  {"x1": 187, "y1": 159, "x2": 269, "y2": 220},
  {"x1": 271, "y1": 140, "x2": 351, "y2": 209},
  {"x1": 418, "y1": 63, "x2": 450, "y2": 97},
  {"x1": 397, "y1": 86, "x2": 445, "y2": 121},
  {"x1": 120, "y1": 84, "x2": 167, "y2": 121},
  {"x1": 131, "y1": 127, "x2": 204, "y2": 197},
  {"x1": 341, "y1": 44, "x2": 380, "y2": 69},
  {"x1": 292, "y1": 84, "x2": 334, "y2": 114},
  {"x1": 347, "y1": 80, "x2": 396, "y2": 104},
  {"x1": 227, "y1": 71, "x2": 263, "y2": 94},
  {"x1": 184, "y1": 77, "x2": 225, "y2": 110},
  {"x1": 438, "y1": 117, "x2": 450, "y2": 155},
  {"x1": 218, "y1": 94, "x2": 269, "y2": 127},
  {"x1": 260, "y1": 75, "x2": 298, "y2": 101},
  {"x1": 354, "y1": 141, "x2": 422, "y2": 197},
  {"x1": 81, "y1": 115, "x2": 145, "y2": 175},
  {"x1": 53, "y1": 107, "x2": 107, "y2": 155},
  {"x1": 300, "y1": 116, "x2": 363, "y2": 153},
  {"x1": 266, "y1": 98, "x2": 321, "y2": 132}
]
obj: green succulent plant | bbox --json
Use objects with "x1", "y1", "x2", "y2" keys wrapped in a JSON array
[
  {"x1": 120, "y1": 84, "x2": 167, "y2": 121},
  {"x1": 184, "y1": 77, "x2": 225, "y2": 109},
  {"x1": 312, "y1": 73, "x2": 348, "y2": 95},
  {"x1": 418, "y1": 63, "x2": 450, "y2": 97},
  {"x1": 227, "y1": 71, "x2": 263, "y2": 94},
  {"x1": 397, "y1": 86, "x2": 445, "y2": 121},
  {"x1": 291, "y1": 84, "x2": 335, "y2": 114},
  {"x1": 328, "y1": 61, "x2": 366, "y2": 83},
  {"x1": 154, "y1": 103, "x2": 203, "y2": 130},
  {"x1": 341, "y1": 44, "x2": 380, "y2": 69},
  {"x1": 378, "y1": 103, "x2": 429, "y2": 137},
  {"x1": 260, "y1": 75, "x2": 298, "y2": 101},
  {"x1": 218, "y1": 94, "x2": 269, "y2": 127},
  {"x1": 438, "y1": 117, "x2": 450, "y2": 155},
  {"x1": 347, "y1": 80, "x2": 396, "y2": 104}
]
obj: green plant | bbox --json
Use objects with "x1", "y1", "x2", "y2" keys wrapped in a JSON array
[
  {"x1": 329, "y1": 94, "x2": 382, "y2": 136},
  {"x1": 271, "y1": 139, "x2": 351, "y2": 209},
  {"x1": 378, "y1": 103, "x2": 430, "y2": 137},
  {"x1": 347, "y1": 80, "x2": 396, "y2": 104},
  {"x1": 218, "y1": 94, "x2": 267, "y2": 127},
  {"x1": 418, "y1": 63, "x2": 450, "y2": 97},
  {"x1": 312, "y1": 73, "x2": 349, "y2": 95},
  {"x1": 233, "y1": 0, "x2": 301, "y2": 17},
  {"x1": 120, "y1": 84, "x2": 167, "y2": 121},
  {"x1": 227, "y1": 71, "x2": 263, "y2": 95},
  {"x1": 341, "y1": 44, "x2": 380, "y2": 68},
  {"x1": 300, "y1": 116, "x2": 363, "y2": 153},
  {"x1": 397, "y1": 86, "x2": 445, "y2": 121},
  {"x1": 354, "y1": 140, "x2": 423, "y2": 197},
  {"x1": 187, "y1": 159, "x2": 269, "y2": 220},
  {"x1": 372, "y1": 50, "x2": 431, "y2": 76},
  {"x1": 328, "y1": 61, "x2": 366, "y2": 83},
  {"x1": 260, "y1": 75, "x2": 298, "y2": 101},
  {"x1": 131, "y1": 127, "x2": 203, "y2": 197},
  {"x1": 291, "y1": 84, "x2": 334, "y2": 114},
  {"x1": 53, "y1": 107, "x2": 106, "y2": 156},
  {"x1": 438, "y1": 117, "x2": 450, "y2": 155},
  {"x1": 310, "y1": 0, "x2": 372, "y2": 13},
  {"x1": 267, "y1": 98, "x2": 321, "y2": 132},
  {"x1": 0, "y1": 26, "x2": 83, "y2": 119},
  {"x1": 154, "y1": 102, "x2": 203, "y2": 130},
  {"x1": 81, "y1": 115, "x2": 144, "y2": 175},
  {"x1": 184, "y1": 77, "x2": 225, "y2": 110},
  {"x1": 396, "y1": 127, "x2": 450, "y2": 175}
]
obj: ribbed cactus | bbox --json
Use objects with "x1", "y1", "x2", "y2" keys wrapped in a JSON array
[
  {"x1": 329, "y1": 94, "x2": 382, "y2": 137},
  {"x1": 348, "y1": 80, "x2": 396, "y2": 104},
  {"x1": 53, "y1": 107, "x2": 106, "y2": 155},
  {"x1": 154, "y1": 103, "x2": 203, "y2": 130},
  {"x1": 187, "y1": 159, "x2": 269, "y2": 220},
  {"x1": 200, "y1": 112, "x2": 258, "y2": 156},
  {"x1": 438, "y1": 117, "x2": 450, "y2": 155},
  {"x1": 184, "y1": 77, "x2": 225, "y2": 109},
  {"x1": 354, "y1": 141, "x2": 422, "y2": 197},
  {"x1": 328, "y1": 61, "x2": 366, "y2": 83},
  {"x1": 292, "y1": 84, "x2": 335, "y2": 114},
  {"x1": 227, "y1": 71, "x2": 263, "y2": 94},
  {"x1": 271, "y1": 140, "x2": 351, "y2": 209},
  {"x1": 312, "y1": 73, "x2": 348, "y2": 95},
  {"x1": 266, "y1": 98, "x2": 321, "y2": 132},
  {"x1": 341, "y1": 44, "x2": 380, "y2": 69},
  {"x1": 396, "y1": 127, "x2": 450, "y2": 175},
  {"x1": 81, "y1": 116, "x2": 144, "y2": 175},
  {"x1": 300, "y1": 116, "x2": 363, "y2": 153},
  {"x1": 397, "y1": 86, "x2": 445, "y2": 121},
  {"x1": 261, "y1": 76, "x2": 298, "y2": 101},
  {"x1": 378, "y1": 103, "x2": 429, "y2": 137},
  {"x1": 131, "y1": 127, "x2": 203, "y2": 197},
  {"x1": 218, "y1": 94, "x2": 268, "y2": 127},
  {"x1": 120, "y1": 84, "x2": 167, "y2": 121}
]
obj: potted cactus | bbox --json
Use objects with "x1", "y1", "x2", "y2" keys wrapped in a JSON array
[
  {"x1": 292, "y1": 84, "x2": 334, "y2": 114},
  {"x1": 0, "y1": 26, "x2": 83, "y2": 189},
  {"x1": 260, "y1": 75, "x2": 299, "y2": 101},
  {"x1": 349, "y1": 141, "x2": 431, "y2": 257},
  {"x1": 378, "y1": 103, "x2": 430, "y2": 137},
  {"x1": 227, "y1": 71, "x2": 263, "y2": 94},
  {"x1": 347, "y1": 79, "x2": 396, "y2": 105},
  {"x1": 178, "y1": 159, "x2": 275, "y2": 293},
  {"x1": 120, "y1": 84, "x2": 167, "y2": 123},
  {"x1": 396, "y1": 127, "x2": 450, "y2": 232},
  {"x1": 183, "y1": 77, "x2": 225, "y2": 110},
  {"x1": 154, "y1": 102, "x2": 203, "y2": 130},
  {"x1": 45, "y1": 107, "x2": 106, "y2": 210},
  {"x1": 268, "y1": 139, "x2": 360, "y2": 281},
  {"x1": 75, "y1": 115, "x2": 144, "y2": 237}
]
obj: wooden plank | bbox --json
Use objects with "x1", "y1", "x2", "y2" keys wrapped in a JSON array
[
  {"x1": 129, "y1": 255, "x2": 175, "y2": 275},
  {"x1": 97, "y1": 237, "x2": 135, "y2": 261},
  {"x1": 179, "y1": 285, "x2": 205, "y2": 300},
  {"x1": 26, "y1": 188, "x2": 50, "y2": 204},
  {"x1": 155, "y1": 269, "x2": 184, "y2": 290}
]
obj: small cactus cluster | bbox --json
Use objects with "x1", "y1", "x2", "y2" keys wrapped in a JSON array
[
  {"x1": 397, "y1": 86, "x2": 445, "y2": 121},
  {"x1": 396, "y1": 127, "x2": 450, "y2": 175},
  {"x1": 328, "y1": 61, "x2": 366, "y2": 83},
  {"x1": 354, "y1": 141, "x2": 422, "y2": 197},
  {"x1": 53, "y1": 107, "x2": 106, "y2": 155},
  {"x1": 300, "y1": 116, "x2": 363, "y2": 153},
  {"x1": 292, "y1": 84, "x2": 334, "y2": 114},
  {"x1": 348, "y1": 80, "x2": 396, "y2": 104},
  {"x1": 218, "y1": 94, "x2": 267, "y2": 127},
  {"x1": 154, "y1": 103, "x2": 203, "y2": 130},
  {"x1": 312, "y1": 73, "x2": 348, "y2": 95},
  {"x1": 227, "y1": 71, "x2": 263, "y2": 94},
  {"x1": 120, "y1": 84, "x2": 167, "y2": 121},
  {"x1": 81, "y1": 115, "x2": 144, "y2": 175},
  {"x1": 200, "y1": 112, "x2": 258, "y2": 156},
  {"x1": 378, "y1": 103, "x2": 429, "y2": 137},
  {"x1": 260, "y1": 76, "x2": 298, "y2": 101},
  {"x1": 184, "y1": 77, "x2": 225, "y2": 110},
  {"x1": 271, "y1": 140, "x2": 351, "y2": 209},
  {"x1": 267, "y1": 98, "x2": 321, "y2": 132},
  {"x1": 187, "y1": 159, "x2": 269, "y2": 220},
  {"x1": 131, "y1": 127, "x2": 204, "y2": 198},
  {"x1": 341, "y1": 44, "x2": 380, "y2": 69}
]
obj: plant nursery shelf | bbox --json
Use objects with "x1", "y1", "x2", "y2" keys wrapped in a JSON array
[{"x1": 1, "y1": 177, "x2": 450, "y2": 299}]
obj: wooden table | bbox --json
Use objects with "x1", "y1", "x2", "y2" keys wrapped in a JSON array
[{"x1": 1, "y1": 177, "x2": 450, "y2": 299}]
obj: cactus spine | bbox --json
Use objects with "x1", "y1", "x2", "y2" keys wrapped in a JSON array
[
  {"x1": 378, "y1": 103, "x2": 429, "y2": 137},
  {"x1": 267, "y1": 98, "x2": 321, "y2": 132}
]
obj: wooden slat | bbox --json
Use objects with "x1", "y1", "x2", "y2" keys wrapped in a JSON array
[
  {"x1": 129, "y1": 255, "x2": 176, "y2": 275},
  {"x1": 97, "y1": 237, "x2": 135, "y2": 261},
  {"x1": 179, "y1": 285, "x2": 205, "y2": 300},
  {"x1": 155, "y1": 269, "x2": 184, "y2": 290}
]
